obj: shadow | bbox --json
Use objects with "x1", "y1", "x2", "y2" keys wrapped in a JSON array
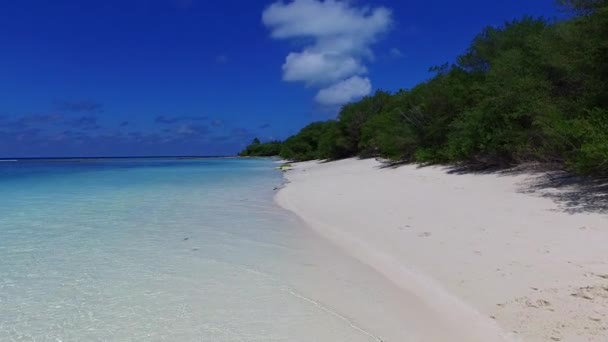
[
  {"x1": 318, "y1": 158, "x2": 336, "y2": 164},
  {"x1": 377, "y1": 157, "x2": 514, "y2": 171},
  {"x1": 448, "y1": 163, "x2": 608, "y2": 215},
  {"x1": 379, "y1": 159, "x2": 608, "y2": 215},
  {"x1": 443, "y1": 162, "x2": 570, "y2": 177},
  {"x1": 378, "y1": 159, "x2": 510, "y2": 171},
  {"x1": 320, "y1": 156, "x2": 371, "y2": 164},
  {"x1": 518, "y1": 172, "x2": 608, "y2": 215},
  {"x1": 377, "y1": 158, "x2": 416, "y2": 169},
  {"x1": 444, "y1": 163, "x2": 516, "y2": 175}
]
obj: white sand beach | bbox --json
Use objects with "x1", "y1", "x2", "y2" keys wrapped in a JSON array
[{"x1": 276, "y1": 158, "x2": 608, "y2": 342}]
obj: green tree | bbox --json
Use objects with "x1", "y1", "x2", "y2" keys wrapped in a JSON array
[
  {"x1": 275, "y1": 4, "x2": 608, "y2": 176},
  {"x1": 279, "y1": 121, "x2": 337, "y2": 161},
  {"x1": 238, "y1": 139, "x2": 282, "y2": 157}
]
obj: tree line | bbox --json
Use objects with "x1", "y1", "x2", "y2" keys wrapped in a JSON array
[{"x1": 240, "y1": 1, "x2": 607, "y2": 176}]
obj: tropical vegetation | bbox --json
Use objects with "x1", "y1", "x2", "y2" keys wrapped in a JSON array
[
  {"x1": 238, "y1": 138, "x2": 282, "y2": 157},
  {"x1": 240, "y1": 1, "x2": 608, "y2": 176}
]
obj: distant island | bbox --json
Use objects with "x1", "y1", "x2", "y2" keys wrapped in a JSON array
[{"x1": 241, "y1": 1, "x2": 607, "y2": 177}]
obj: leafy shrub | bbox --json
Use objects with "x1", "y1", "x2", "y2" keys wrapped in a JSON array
[
  {"x1": 272, "y1": 4, "x2": 608, "y2": 176},
  {"x1": 239, "y1": 138, "x2": 282, "y2": 157}
]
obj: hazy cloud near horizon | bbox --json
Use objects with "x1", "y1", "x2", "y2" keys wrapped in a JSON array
[
  {"x1": 262, "y1": 0, "x2": 392, "y2": 107},
  {"x1": 54, "y1": 100, "x2": 104, "y2": 113},
  {"x1": 155, "y1": 115, "x2": 209, "y2": 124},
  {"x1": 65, "y1": 116, "x2": 101, "y2": 130}
]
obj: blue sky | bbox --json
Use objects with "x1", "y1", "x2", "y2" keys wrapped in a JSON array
[{"x1": 0, "y1": 0, "x2": 560, "y2": 157}]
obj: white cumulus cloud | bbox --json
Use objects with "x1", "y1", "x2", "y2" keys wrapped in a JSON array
[
  {"x1": 282, "y1": 50, "x2": 365, "y2": 85},
  {"x1": 315, "y1": 76, "x2": 372, "y2": 106},
  {"x1": 262, "y1": 0, "x2": 392, "y2": 106}
]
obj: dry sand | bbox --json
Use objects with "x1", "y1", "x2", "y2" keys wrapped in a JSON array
[{"x1": 275, "y1": 158, "x2": 608, "y2": 342}]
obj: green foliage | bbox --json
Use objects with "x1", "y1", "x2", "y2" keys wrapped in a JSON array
[
  {"x1": 335, "y1": 91, "x2": 393, "y2": 156},
  {"x1": 568, "y1": 108, "x2": 608, "y2": 175},
  {"x1": 279, "y1": 121, "x2": 338, "y2": 161},
  {"x1": 558, "y1": 0, "x2": 608, "y2": 14},
  {"x1": 316, "y1": 121, "x2": 350, "y2": 159},
  {"x1": 359, "y1": 93, "x2": 417, "y2": 159},
  {"x1": 277, "y1": 5, "x2": 608, "y2": 176},
  {"x1": 238, "y1": 138, "x2": 282, "y2": 157}
]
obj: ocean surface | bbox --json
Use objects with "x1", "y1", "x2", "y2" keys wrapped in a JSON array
[{"x1": 0, "y1": 158, "x2": 398, "y2": 342}]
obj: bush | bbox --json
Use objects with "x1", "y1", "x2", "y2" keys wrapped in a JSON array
[
  {"x1": 569, "y1": 108, "x2": 608, "y2": 175},
  {"x1": 274, "y1": 5, "x2": 608, "y2": 176},
  {"x1": 279, "y1": 121, "x2": 337, "y2": 161},
  {"x1": 239, "y1": 138, "x2": 282, "y2": 157}
]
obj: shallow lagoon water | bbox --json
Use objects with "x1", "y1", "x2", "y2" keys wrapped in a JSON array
[
  {"x1": 0, "y1": 158, "x2": 411, "y2": 342},
  {"x1": 0, "y1": 159, "x2": 430, "y2": 342}
]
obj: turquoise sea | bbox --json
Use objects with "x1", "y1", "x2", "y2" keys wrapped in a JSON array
[{"x1": 0, "y1": 158, "x2": 408, "y2": 342}]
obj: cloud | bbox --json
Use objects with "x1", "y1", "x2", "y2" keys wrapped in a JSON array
[
  {"x1": 262, "y1": 0, "x2": 392, "y2": 106},
  {"x1": 157, "y1": 124, "x2": 210, "y2": 142},
  {"x1": 262, "y1": 0, "x2": 391, "y2": 45},
  {"x1": 210, "y1": 119, "x2": 224, "y2": 127},
  {"x1": 55, "y1": 100, "x2": 104, "y2": 113},
  {"x1": 50, "y1": 130, "x2": 90, "y2": 143},
  {"x1": 1, "y1": 127, "x2": 44, "y2": 143},
  {"x1": 20, "y1": 114, "x2": 64, "y2": 125},
  {"x1": 0, "y1": 114, "x2": 64, "y2": 130},
  {"x1": 390, "y1": 47, "x2": 403, "y2": 58},
  {"x1": 155, "y1": 115, "x2": 208, "y2": 124},
  {"x1": 0, "y1": 113, "x2": 105, "y2": 133},
  {"x1": 315, "y1": 76, "x2": 372, "y2": 106},
  {"x1": 282, "y1": 50, "x2": 365, "y2": 85},
  {"x1": 0, "y1": 121, "x2": 249, "y2": 157},
  {"x1": 65, "y1": 116, "x2": 100, "y2": 130},
  {"x1": 232, "y1": 128, "x2": 253, "y2": 138},
  {"x1": 175, "y1": 124, "x2": 208, "y2": 136}
]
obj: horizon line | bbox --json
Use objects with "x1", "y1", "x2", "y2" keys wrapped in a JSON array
[{"x1": 0, "y1": 155, "x2": 239, "y2": 161}]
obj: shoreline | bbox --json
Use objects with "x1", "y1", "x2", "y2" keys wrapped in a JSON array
[{"x1": 275, "y1": 158, "x2": 608, "y2": 342}]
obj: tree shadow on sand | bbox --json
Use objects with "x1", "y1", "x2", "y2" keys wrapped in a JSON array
[
  {"x1": 448, "y1": 163, "x2": 608, "y2": 215},
  {"x1": 380, "y1": 159, "x2": 608, "y2": 215},
  {"x1": 517, "y1": 172, "x2": 608, "y2": 215}
]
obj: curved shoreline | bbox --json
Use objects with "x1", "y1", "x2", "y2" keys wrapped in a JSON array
[{"x1": 275, "y1": 158, "x2": 608, "y2": 342}]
